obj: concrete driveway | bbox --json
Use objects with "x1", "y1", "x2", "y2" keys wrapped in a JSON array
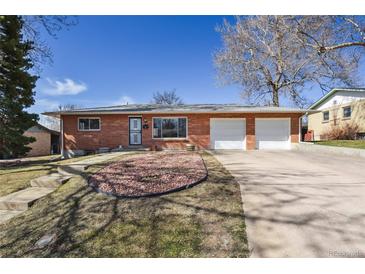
[{"x1": 212, "y1": 150, "x2": 365, "y2": 257}]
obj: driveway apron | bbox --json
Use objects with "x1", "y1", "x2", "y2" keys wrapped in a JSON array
[{"x1": 213, "y1": 150, "x2": 365, "y2": 257}]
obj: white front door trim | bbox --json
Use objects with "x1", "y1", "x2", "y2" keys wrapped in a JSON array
[{"x1": 129, "y1": 117, "x2": 142, "y2": 145}]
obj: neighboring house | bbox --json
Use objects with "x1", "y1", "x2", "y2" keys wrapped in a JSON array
[
  {"x1": 44, "y1": 104, "x2": 310, "y2": 158},
  {"x1": 24, "y1": 116, "x2": 61, "y2": 157},
  {"x1": 307, "y1": 88, "x2": 365, "y2": 141}
]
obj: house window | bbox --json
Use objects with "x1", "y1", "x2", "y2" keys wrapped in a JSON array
[
  {"x1": 153, "y1": 118, "x2": 187, "y2": 138},
  {"x1": 322, "y1": 111, "x2": 329, "y2": 122},
  {"x1": 78, "y1": 118, "x2": 101, "y2": 131},
  {"x1": 343, "y1": 106, "x2": 351, "y2": 118}
]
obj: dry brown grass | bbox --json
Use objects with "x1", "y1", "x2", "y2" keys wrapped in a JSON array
[
  {"x1": 0, "y1": 152, "x2": 248, "y2": 258},
  {"x1": 0, "y1": 154, "x2": 104, "y2": 197}
]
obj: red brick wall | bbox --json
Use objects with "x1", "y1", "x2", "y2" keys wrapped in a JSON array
[
  {"x1": 62, "y1": 113, "x2": 302, "y2": 151},
  {"x1": 246, "y1": 116, "x2": 256, "y2": 150},
  {"x1": 63, "y1": 114, "x2": 129, "y2": 151}
]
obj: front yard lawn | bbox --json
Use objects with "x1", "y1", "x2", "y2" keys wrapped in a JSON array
[
  {"x1": 315, "y1": 140, "x2": 365, "y2": 149},
  {"x1": 0, "y1": 152, "x2": 248, "y2": 257},
  {"x1": 0, "y1": 154, "x2": 105, "y2": 197}
]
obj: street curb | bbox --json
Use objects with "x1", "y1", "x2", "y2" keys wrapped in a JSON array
[{"x1": 295, "y1": 142, "x2": 365, "y2": 158}]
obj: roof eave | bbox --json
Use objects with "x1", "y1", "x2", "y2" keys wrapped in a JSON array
[
  {"x1": 309, "y1": 89, "x2": 339, "y2": 110},
  {"x1": 34, "y1": 123, "x2": 60, "y2": 134},
  {"x1": 309, "y1": 88, "x2": 365, "y2": 110},
  {"x1": 43, "y1": 109, "x2": 312, "y2": 117}
]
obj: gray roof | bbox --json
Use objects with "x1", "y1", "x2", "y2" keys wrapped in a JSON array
[
  {"x1": 37, "y1": 114, "x2": 60, "y2": 132},
  {"x1": 309, "y1": 88, "x2": 365, "y2": 110},
  {"x1": 43, "y1": 104, "x2": 311, "y2": 117}
]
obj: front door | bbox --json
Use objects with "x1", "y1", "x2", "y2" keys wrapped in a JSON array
[{"x1": 129, "y1": 117, "x2": 142, "y2": 145}]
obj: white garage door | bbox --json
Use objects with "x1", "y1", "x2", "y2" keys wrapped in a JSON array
[
  {"x1": 255, "y1": 118, "x2": 290, "y2": 150},
  {"x1": 210, "y1": 119, "x2": 246, "y2": 150}
]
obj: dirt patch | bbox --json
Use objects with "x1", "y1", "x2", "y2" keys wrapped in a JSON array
[{"x1": 88, "y1": 151, "x2": 207, "y2": 197}]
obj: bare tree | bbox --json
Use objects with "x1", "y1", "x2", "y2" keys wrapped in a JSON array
[
  {"x1": 56, "y1": 104, "x2": 81, "y2": 111},
  {"x1": 294, "y1": 16, "x2": 365, "y2": 54},
  {"x1": 215, "y1": 16, "x2": 361, "y2": 107},
  {"x1": 21, "y1": 16, "x2": 78, "y2": 69},
  {"x1": 152, "y1": 90, "x2": 183, "y2": 105}
]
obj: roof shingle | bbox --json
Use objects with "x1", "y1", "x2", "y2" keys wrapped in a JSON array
[{"x1": 43, "y1": 103, "x2": 311, "y2": 117}]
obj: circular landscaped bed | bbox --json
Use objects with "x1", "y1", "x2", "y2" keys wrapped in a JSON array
[{"x1": 88, "y1": 151, "x2": 208, "y2": 198}]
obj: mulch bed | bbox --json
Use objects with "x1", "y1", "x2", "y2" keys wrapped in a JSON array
[{"x1": 88, "y1": 151, "x2": 208, "y2": 198}]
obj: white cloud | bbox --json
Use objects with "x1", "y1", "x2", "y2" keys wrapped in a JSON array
[
  {"x1": 115, "y1": 95, "x2": 135, "y2": 105},
  {"x1": 42, "y1": 78, "x2": 87, "y2": 96}
]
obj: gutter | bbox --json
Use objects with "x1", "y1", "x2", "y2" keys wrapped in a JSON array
[{"x1": 43, "y1": 109, "x2": 315, "y2": 117}]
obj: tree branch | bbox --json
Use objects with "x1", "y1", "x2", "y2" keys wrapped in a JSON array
[{"x1": 318, "y1": 41, "x2": 365, "y2": 53}]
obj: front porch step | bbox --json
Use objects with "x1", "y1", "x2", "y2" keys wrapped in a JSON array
[
  {"x1": 30, "y1": 173, "x2": 72, "y2": 188},
  {"x1": 0, "y1": 187, "x2": 54, "y2": 211},
  {"x1": 125, "y1": 146, "x2": 150, "y2": 151},
  {"x1": 57, "y1": 164, "x2": 86, "y2": 176},
  {"x1": 0, "y1": 209, "x2": 26, "y2": 224}
]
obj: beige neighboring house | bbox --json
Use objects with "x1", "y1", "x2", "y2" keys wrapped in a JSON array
[
  {"x1": 24, "y1": 116, "x2": 61, "y2": 157},
  {"x1": 307, "y1": 88, "x2": 365, "y2": 141}
]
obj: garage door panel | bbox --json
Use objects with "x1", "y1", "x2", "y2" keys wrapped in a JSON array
[
  {"x1": 255, "y1": 119, "x2": 290, "y2": 150},
  {"x1": 257, "y1": 135, "x2": 288, "y2": 141},
  {"x1": 214, "y1": 141, "x2": 245, "y2": 149},
  {"x1": 210, "y1": 119, "x2": 246, "y2": 150}
]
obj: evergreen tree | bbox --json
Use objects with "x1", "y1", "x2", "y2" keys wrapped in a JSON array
[{"x1": 0, "y1": 16, "x2": 38, "y2": 159}]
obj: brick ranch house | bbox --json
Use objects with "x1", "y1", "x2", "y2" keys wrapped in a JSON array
[{"x1": 44, "y1": 104, "x2": 310, "y2": 158}]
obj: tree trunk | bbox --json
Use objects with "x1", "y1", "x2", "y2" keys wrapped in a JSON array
[{"x1": 272, "y1": 88, "x2": 279, "y2": 106}]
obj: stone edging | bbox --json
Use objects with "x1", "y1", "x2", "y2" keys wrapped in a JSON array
[{"x1": 87, "y1": 154, "x2": 209, "y2": 199}]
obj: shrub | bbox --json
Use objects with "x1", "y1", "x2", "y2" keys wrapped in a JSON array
[{"x1": 322, "y1": 123, "x2": 359, "y2": 140}]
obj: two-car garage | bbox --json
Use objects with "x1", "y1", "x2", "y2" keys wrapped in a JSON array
[{"x1": 210, "y1": 118, "x2": 291, "y2": 150}]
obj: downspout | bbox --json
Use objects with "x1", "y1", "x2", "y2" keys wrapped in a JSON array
[
  {"x1": 299, "y1": 114, "x2": 303, "y2": 143},
  {"x1": 299, "y1": 112, "x2": 309, "y2": 143},
  {"x1": 60, "y1": 116, "x2": 64, "y2": 158}
]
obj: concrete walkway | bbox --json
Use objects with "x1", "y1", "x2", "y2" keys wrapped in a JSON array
[
  {"x1": 57, "y1": 152, "x2": 128, "y2": 176},
  {"x1": 213, "y1": 150, "x2": 365, "y2": 257},
  {"x1": 0, "y1": 152, "x2": 127, "y2": 224}
]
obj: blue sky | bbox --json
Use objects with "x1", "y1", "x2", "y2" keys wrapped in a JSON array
[{"x1": 29, "y1": 16, "x2": 363, "y2": 113}]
